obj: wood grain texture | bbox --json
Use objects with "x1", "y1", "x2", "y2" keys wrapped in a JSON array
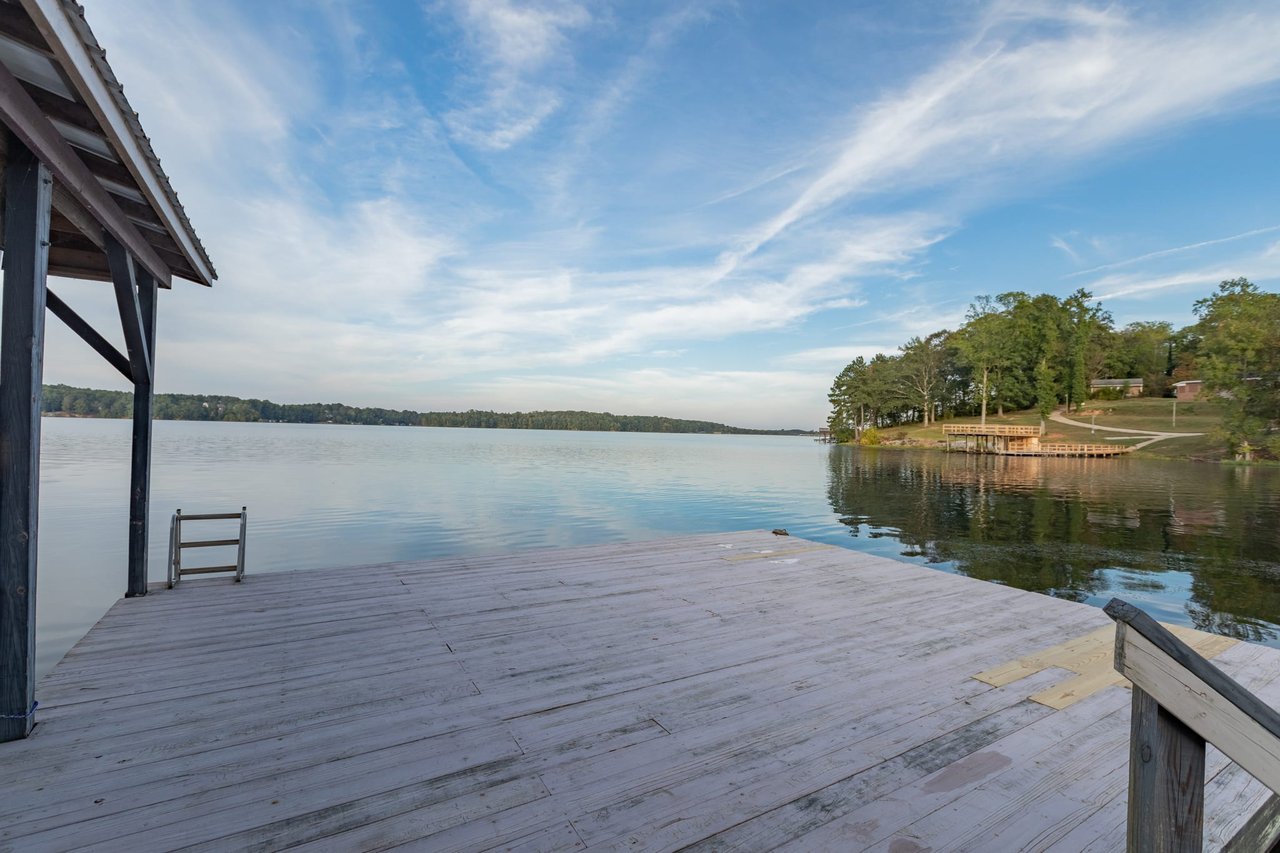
[
  {"x1": 975, "y1": 622, "x2": 1238, "y2": 710},
  {"x1": 1128, "y1": 685, "x2": 1205, "y2": 852},
  {"x1": 1222, "y1": 793, "x2": 1280, "y2": 852},
  {"x1": 126, "y1": 267, "x2": 156, "y2": 597},
  {"x1": 0, "y1": 132, "x2": 51, "y2": 742},
  {"x1": 1109, "y1": 597, "x2": 1280, "y2": 745},
  {"x1": 1118, "y1": 623, "x2": 1280, "y2": 797},
  {"x1": 2, "y1": 530, "x2": 1278, "y2": 848}
]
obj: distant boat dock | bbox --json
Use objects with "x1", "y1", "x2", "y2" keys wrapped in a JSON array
[
  {"x1": 943, "y1": 423, "x2": 1133, "y2": 457},
  {"x1": 2, "y1": 530, "x2": 1274, "y2": 849}
]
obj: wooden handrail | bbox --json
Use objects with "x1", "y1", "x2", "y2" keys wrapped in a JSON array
[
  {"x1": 941, "y1": 424, "x2": 1041, "y2": 436},
  {"x1": 1106, "y1": 598, "x2": 1280, "y2": 851},
  {"x1": 1039, "y1": 443, "x2": 1132, "y2": 454}
]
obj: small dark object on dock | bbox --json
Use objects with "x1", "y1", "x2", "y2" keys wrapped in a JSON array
[{"x1": 772, "y1": 528, "x2": 789, "y2": 536}]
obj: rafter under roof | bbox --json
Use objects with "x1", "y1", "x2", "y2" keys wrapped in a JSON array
[{"x1": 0, "y1": 0, "x2": 215, "y2": 287}]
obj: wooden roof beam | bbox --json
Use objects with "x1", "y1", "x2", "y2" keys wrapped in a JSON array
[
  {"x1": 22, "y1": 0, "x2": 214, "y2": 286},
  {"x1": 0, "y1": 57, "x2": 169, "y2": 286},
  {"x1": 105, "y1": 232, "x2": 151, "y2": 385},
  {"x1": 45, "y1": 288, "x2": 131, "y2": 381},
  {"x1": 50, "y1": 181, "x2": 102, "y2": 248}
]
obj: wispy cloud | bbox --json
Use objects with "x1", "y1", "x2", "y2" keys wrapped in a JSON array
[
  {"x1": 710, "y1": 3, "x2": 1280, "y2": 284},
  {"x1": 441, "y1": 0, "x2": 591, "y2": 149},
  {"x1": 1091, "y1": 269, "x2": 1241, "y2": 301},
  {"x1": 1068, "y1": 224, "x2": 1280, "y2": 278},
  {"x1": 1084, "y1": 238, "x2": 1280, "y2": 302},
  {"x1": 779, "y1": 346, "x2": 890, "y2": 367},
  {"x1": 1050, "y1": 235, "x2": 1082, "y2": 264},
  {"x1": 543, "y1": 3, "x2": 717, "y2": 209}
]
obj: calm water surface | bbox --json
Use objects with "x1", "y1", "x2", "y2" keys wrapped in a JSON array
[{"x1": 35, "y1": 418, "x2": 1280, "y2": 677}]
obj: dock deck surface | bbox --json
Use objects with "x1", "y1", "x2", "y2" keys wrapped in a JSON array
[{"x1": 3, "y1": 530, "x2": 1277, "y2": 851}]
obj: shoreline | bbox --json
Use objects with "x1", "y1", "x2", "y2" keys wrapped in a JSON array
[{"x1": 830, "y1": 437, "x2": 1243, "y2": 465}]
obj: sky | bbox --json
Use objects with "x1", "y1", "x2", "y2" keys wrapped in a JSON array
[{"x1": 39, "y1": 0, "x2": 1280, "y2": 429}]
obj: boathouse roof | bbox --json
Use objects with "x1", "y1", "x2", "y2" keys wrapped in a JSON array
[{"x1": 0, "y1": 0, "x2": 215, "y2": 287}]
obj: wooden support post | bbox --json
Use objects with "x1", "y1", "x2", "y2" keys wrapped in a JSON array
[
  {"x1": 1127, "y1": 683, "x2": 1205, "y2": 852},
  {"x1": 106, "y1": 234, "x2": 151, "y2": 386},
  {"x1": 0, "y1": 133, "x2": 52, "y2": 741},
  {"x1": 126, "y1": 269, "x2": 157, "y2": 598}
]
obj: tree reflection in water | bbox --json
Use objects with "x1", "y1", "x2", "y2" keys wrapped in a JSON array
[{"x1": 826, "y1": 448, "x2": 1280, "y2": 644}]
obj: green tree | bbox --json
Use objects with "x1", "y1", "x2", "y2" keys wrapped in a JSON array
[
  {"x1": 1107, "y1": 321, "x2": 1175, "y2": 396},
  {"x1": 1062, "y1": 289, "x2": 1112, "y2": 411},
  {"x1": 864, "y1": 354, "x2": 904, "y2": 427},
  {"x1": 1035, "y1": 357, "x2": 1056, "y2": 433},
  {"x1": 954, "y1": 296, "x2": 1007, "y2": 424},
  {"x1": 899, "y1": 332, "x2": 948, "y2": 426},
  {"x1": 1193, "y1": 278, "x2": 1280, "y2": 456},
  {"x1": 993, "y1": 291, "x2": 1051, "y2": 413},
  {"x1": 827, "y1": 358, "x2": 867, "y2": 442}
]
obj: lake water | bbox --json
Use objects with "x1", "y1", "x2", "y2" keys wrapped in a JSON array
[{"x1": 34, "y1": 417, "x2": 1280, "y2": 677}]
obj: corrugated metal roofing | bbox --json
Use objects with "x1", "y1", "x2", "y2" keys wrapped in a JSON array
[{"x1": 0, "y1": 0, "x2": 214, "y2": 286}]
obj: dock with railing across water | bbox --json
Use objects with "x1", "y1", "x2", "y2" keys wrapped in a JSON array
[
  {"x1": 943, "y1": 423, "x2": 1133, "y2": 457},
  {"x1": 2, "y1": 530, "x2": 1278, "y2": 850}
]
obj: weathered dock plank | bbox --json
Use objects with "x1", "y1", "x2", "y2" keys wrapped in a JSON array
[{"x1": 2, "y1": 530, "x2": 1278, "y2": 851}]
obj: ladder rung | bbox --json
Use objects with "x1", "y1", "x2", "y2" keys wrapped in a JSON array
[
  {"x1": 179, "y1": 513, "x2": 242, "y2": 521},
  {"x1": 179, "y1": 538, "x2": 241, "y2": 548},
  {"x1": 178, "y1": 565, "x2": 239, "y2": 575}
]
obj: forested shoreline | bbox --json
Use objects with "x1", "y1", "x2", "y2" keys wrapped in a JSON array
[
  {"x1": 42, "y1": 384, "x2": 804, "y2": 436},
  {"x1": 828, "y1": 279, "x2": 1280, "y2": 456}
]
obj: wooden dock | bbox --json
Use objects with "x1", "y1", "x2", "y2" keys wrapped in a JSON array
[
  {"x1": 2, "y1": 530, "x2": 1277, "y2": 851},
  {"x1": 1003, "y1": 443, "x2": 1132, "y2": 458},
  {"x1": 942, "y1": 425, "x2": 1132, "y2": 457}
]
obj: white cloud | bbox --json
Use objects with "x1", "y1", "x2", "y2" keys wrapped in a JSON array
[
  {"x1": 1077, "y1": 229, "x2": 1280, "y2": 304},
  {"x1": 87, "y1": 1, "x2": 313, "y2": 185},
  {"x1": 453, "y1": 0, "x2": 589, "y2": 70},
  {"x1": 441, "y1": 0, "x2": 591, "y2": 149},
  {"x1": 1050, "y1": 235, "x2": 1082, "y2": 265},
  {"x1": 712, "y1": 3, "x2": 1280, "y2": 283},
  {"x1": 542, "y1": 3, "x2": 716, "y2": 208},
  {"x1": 1069, "y1": 225, "x2": 1280, "y2": 278},
  {"x1": 779, "y1": 346, "x2": 890, "y2": 367},
  {"x1": 1090, "y1": 253, "x2": 1280, "y2": 301}
]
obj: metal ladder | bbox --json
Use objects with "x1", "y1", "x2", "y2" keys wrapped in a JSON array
[{"x1": 167, "y1": 507, "x2": 247, "y2": 588}]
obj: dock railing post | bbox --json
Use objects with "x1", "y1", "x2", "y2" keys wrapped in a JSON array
[
  {"x1": 236, "y1": 507, "x2": 247, "y2": 582},
  {"x1": 0, "y1": 133, "x2": 52, "y2": 742},
  {"x1": 1107, "y1": 598, "x2": 1280, "y2": 852},
  {"x1": 167, "y1": 511, "x2": 178, "y2": 588},
  {"x1": 168, "y1": 509, "x2": 182, "y2": 588},
  {"x1": 1126, "y1": 680, "x2": 1205, "y2": 851}
]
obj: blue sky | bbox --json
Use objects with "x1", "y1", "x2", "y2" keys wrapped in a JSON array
[{"x1": 43, "y1": 0, "x2": 1280, "y2": 428}]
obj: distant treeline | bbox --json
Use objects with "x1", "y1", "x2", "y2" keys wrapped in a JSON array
[{"x1": 42, "y1": 384, "x2": 805, "y2": 435}]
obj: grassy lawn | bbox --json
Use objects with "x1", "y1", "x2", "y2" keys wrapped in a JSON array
[
  {"x1": 881, "y1": 397, "x2": 1230, "y2": 461},
  {"x1": 1067, "y1": 397, "x2": 1228, "y2": 459},
  {"x1": 1068, "y1": 396, "x2": 1223, "y2": 433}
]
